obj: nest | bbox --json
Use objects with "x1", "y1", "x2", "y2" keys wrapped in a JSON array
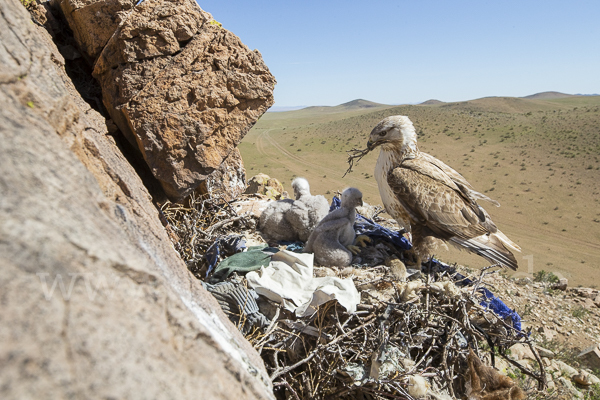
[
  {"x1": 160, "y1": 193, "x2": 257, "y2": 278},
  {"x1": 162, "y1": 195, "x2": 546, "y2": 399},
  {"x1": 245, "y1": 263, "x2": 543, "y2": 399}
]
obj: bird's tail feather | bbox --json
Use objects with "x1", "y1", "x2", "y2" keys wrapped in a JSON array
[
  {"x1": 450, "y1": 232, "x2": 520, "y2": 271},
  {"x1": 469, "y1": 190, "x2": 500, "y2": 207},
  {"x1": 494, "y1": 229, "x2": 521, "y2": 252}
]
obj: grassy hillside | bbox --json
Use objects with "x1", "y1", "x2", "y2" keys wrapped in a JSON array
[{"x1": 239, "y1": 95, "x2": 600, "y2": 286}]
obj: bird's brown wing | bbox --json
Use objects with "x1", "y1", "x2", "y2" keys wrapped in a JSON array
[
  {"x1": 387, "y1": 160, "x2": 489, "y2": 240},
  {"x1": 419, "y1": 152, "x2": 500, "y2": 206}
]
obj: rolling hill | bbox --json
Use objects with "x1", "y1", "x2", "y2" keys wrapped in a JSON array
[
  {"x1": 239, "y1": 94, "x2": 600, "y2": 286},
  {"x1": 522, "y1": 91, "x2": 576, "y2": 100}
]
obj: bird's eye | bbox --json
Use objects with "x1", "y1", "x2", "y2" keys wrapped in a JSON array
[{"x1": 378, "y1": 131, "x2": 386, "y2": 137}]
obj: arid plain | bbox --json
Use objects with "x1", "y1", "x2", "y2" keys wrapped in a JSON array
[{"x1": 239, "y1": 94, "x2": 600, "y2": 287}]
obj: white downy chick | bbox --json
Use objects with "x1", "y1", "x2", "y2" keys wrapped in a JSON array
[
  {"x1": 303, "y1": 188, "x2": 363, "y2": 267},
  {"x1": 258, "y1": 198, "x2": 296, "y2": 241},
  {"x1": 286, "y1": 177, "x2": 330, "y2": 242},
  {"x1": 258, "y1": 177, "x2": 329, "y2": 242}
]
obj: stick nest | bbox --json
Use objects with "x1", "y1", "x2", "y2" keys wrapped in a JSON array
[
  {"x1": 162, "y1": 194, "x2": 546, "y2": 399},
  {"x1": 246, "y1": 263, "x2": 545, "y2": 399}
]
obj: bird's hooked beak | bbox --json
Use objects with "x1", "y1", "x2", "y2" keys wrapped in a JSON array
[
  {"x1": 367, "y1": 137, "x2": 386, "y2": 151},
  {"x1": 367, "y1": 127, "x2": 385, "y2": 150}
]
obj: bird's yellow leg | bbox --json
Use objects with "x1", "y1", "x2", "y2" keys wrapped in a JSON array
[
  {"x1": 347, "y1": 245, "x2": 361, "y2": 255},
  {"x1": 354, "y1": 235, "x2": 371, "y2": 247},
  {"x1": 347, "y1": 235, "x2": 371, "y2": 255}
]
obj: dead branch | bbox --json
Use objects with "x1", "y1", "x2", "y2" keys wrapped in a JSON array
[{"x1": 343, "y1": 147, "x2": 371, "y2": 177}]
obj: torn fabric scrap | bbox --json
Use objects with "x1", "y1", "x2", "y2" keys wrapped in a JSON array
[{"x1": 246, "y1": 250, "x2": 360, "y2": 317}]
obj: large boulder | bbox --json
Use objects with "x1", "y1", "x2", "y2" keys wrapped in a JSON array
[
  {"x1": 0, "y1": 1, "x2": 273, "y2": 398},
  {"x1": 56, "y1": 0, "x2": 137, "y2": 61},
  {"x1": 87, "y1": 0, "x2": 276, "y2": 200}
]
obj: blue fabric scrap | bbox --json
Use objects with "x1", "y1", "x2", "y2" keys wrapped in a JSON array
[
  {"x1": 329, "y1": 196, "x2": 412, "y2": 250},
  {"x1": 276, "y1": 241, "x2": 304, "y2": 252},
  {"x1": 205, "y1": 234, "x2": 247, "y2": 277},
  {"x1": 479, "y1": 287, "x2": 523, "y2": 333},
  {"x1": 423, "y1": 258, "x2": 523, "y2": 333}
]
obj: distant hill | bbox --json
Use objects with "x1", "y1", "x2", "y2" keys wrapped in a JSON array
[
  {"x1": 420, "y1": 99, "x2": 444, "y2": 105},
  {"x1": 338, "y1": 99, "x2": 387, "y2": 109},
  {"x1": 521, "y1": 91, "x2": 599, "y2": 100},
  {"x1": 295, "y1": 99, "x2": 392, "y2": 115},
  {"x1": 522, "y1": 91, "x2": 575, "y2": 100}
]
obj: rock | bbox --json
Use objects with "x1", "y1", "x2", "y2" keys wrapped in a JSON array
[
  {"x1": 595, "y1": 293, "x2": 600, "y2": 308},
  {"x1": 90, "y1": 0, "x2": 276, "y2": 200},
  {"x1": 572, "y1": 371, "x2": 593, "y2": 386},
  {"x1": 0, "y1": 0, "x2": 273, "y2": 398},
  {"x1": 542, "y1": 357, "x2": 552, "y2": 367},
  {"x1": 586, "y1": 371, "x2": 600, "y2": 385},
  {"x1": 534, "y1": 345, "x2": 555, "y2": 359},
  {"x1": 555, "y1": 360, "x2": 579, "y2": 378},
  {"x1": 578, "y1": 344, "x2": 600, "y2": 370},
  {"x1": 545, "y1": 373, "x2": 556, "y2": 390},
  {"x1": 508, "y1": 343, "x2": 535, "y2": 361},
  {"x1": 552, "y1": 278, "x2": 568, "y2": 291},
  {"x1": 558, "y1": 377, "x2": 583, "y2": 398},
  {"x1": 583, "y1": 297, "x2": 597, "y2": 310},
  {"x1": 231, "y1": 197, "x2": 272, "y2": 219},
  {"x1": 570, "y1": 287, "x2": 599, "y2": 299},
  {"x1": 244, "y1": 174, "x2": 286, "y2": 200},
  {"x1": 195, "y1": 148, "x2": 246, "y2": 201},
  {"x1": 56, "y1": 0, "x2": 137, "y2": 61},
  {"x1": 538, "y1": 326, "x2": 556, "y2": 341}
]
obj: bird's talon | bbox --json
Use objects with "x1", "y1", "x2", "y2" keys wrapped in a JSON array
[
  {"x1": 347, "y1": 245, "x2": 361, "y2": 255},
  {"x1": 354, "y1": 235, "x2": 371, "y2": 247}
]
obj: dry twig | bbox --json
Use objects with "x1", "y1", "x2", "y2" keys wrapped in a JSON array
[{"x1": 343, "y1": 147, "x2": 371, "y2": 177}]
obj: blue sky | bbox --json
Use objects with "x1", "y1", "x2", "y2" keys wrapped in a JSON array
[{"x1": 198, "y1": 1, "x2": 600, "y2": 107}]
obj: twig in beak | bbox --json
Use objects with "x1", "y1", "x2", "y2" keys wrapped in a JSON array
[{"x1": 343, "y1": 147, "x2": 371, "y2": 177}]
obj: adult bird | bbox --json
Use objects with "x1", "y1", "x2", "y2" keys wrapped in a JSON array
[{"x1": 367, "y1": 115, "x2": 521, "y2": 270}]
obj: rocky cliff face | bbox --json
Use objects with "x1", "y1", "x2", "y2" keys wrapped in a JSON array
[
  {"x1": 56, "y1": 0, "x2": 276, "y2": 200},
  {"x1": 0, "y1": 0, "x2": 274, "y2": 398}
]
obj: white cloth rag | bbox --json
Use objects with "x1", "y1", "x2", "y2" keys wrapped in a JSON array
[{"x1": 246, "y1": 250, "x2": 359, "y2": 317}]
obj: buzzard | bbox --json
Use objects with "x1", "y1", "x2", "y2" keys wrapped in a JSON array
[{"x1": 367, "y1": 115, "x2": 521, "y2": 269}]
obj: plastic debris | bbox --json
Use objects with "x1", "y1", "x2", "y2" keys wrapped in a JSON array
[
  {"x1": 205, "y1": 234, "x2": 247, "y2": 277},
  {"x1": 479, "y1": 287, "x2": 523, "y2": 333}
]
